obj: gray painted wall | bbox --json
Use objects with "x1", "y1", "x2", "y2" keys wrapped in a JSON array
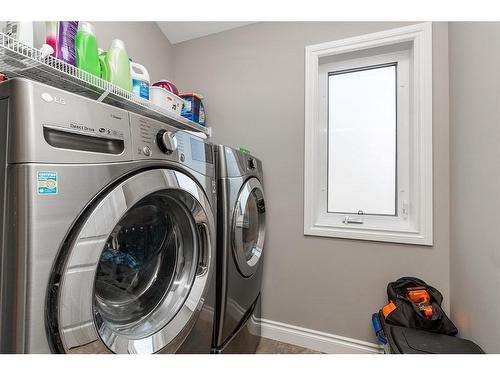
[
  {"x1": 449, "y1": 22, "x2": 500, "y2": 353},
  {"x1": 172, "y1": 22, "x2": 451, "y2": 343}
]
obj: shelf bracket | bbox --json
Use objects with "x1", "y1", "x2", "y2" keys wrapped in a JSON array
[{"x1": 96, "y1": 90, "x2": 110, "y2": 103}]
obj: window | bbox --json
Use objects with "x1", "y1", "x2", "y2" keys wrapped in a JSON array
[
  {"x1": 304, "y1": 23, "x2": 433, "y2": 245},
  {"x1": 328, "y1": 64, "x2": 397, "y2": 216}
]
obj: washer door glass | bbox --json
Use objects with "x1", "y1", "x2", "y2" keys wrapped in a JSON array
[
  {"x1": 51, "y1": 169, "x2": 214, "y2": 354},
  {"x1": 94, "y1": 193, "x2": 196, "y2": 335},
  {"x1": 232, "y1": 178, "x2": 266, "y2": 277}
]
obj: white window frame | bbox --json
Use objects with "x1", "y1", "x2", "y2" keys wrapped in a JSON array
[{"x1": 304, "y1": 22, "x2": 433, "y2": 245}]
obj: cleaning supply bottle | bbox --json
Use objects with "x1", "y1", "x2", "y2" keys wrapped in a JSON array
[
  {"x1": 3, "y1": 22, "x2": 34, "y2": 47},
  {"x1": 75, "y1": 22, "x2": 100, "y2": 77},
  {"x1": 105, "y1": 39, "x2": 132, "y2": 92},
  {"x1": 45, "y1": 21, "x2": 58, "y2": 56},
  {"x1": 130, "y1": 61, "x2": 150, "y2": 99},
  {"x1": 98, "y1": 49, "x2": 109, "y2": 81},
  {"x1": 56, "y1": 21, "x2": 78, "y2": 65}
]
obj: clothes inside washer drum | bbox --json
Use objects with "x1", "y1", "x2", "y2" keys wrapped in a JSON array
[{"x1": 93, "y1": 197, "x2": 182, "y2": 326}]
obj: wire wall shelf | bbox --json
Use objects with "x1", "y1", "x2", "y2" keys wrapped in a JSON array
[{"x1": 0, "y1": 32, "x2": 210, "y2": 136}]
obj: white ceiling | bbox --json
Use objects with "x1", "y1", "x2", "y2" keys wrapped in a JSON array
[{"x1": 157, "y1": 22, "x2": 253, "y2": 44}]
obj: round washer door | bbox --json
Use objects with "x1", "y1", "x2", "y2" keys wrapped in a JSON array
[
  {"x1": 232, "y1": 177, "x2": 266, "y2": 277},
  {"x1": 49, "y1": 169, "x2": 214, "y2": 354}
]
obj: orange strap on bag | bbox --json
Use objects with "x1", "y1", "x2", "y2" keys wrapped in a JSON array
[{"x1": 382, "y1": 301, "x2": 397, "y2": 318}]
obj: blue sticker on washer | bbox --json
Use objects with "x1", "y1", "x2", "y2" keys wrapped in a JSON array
[{"x1": 37, "y1": 171, "x2": 58, "y2": 195}]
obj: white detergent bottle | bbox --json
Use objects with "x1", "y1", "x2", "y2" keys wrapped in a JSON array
[
  {"x1": 3, "y1": 21, "x2": 34, "y2": 47},
  {"x1": 130, "y1": 62, "x2": 150, "y2": 99}
]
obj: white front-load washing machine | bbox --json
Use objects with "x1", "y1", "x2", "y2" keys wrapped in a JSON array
[{"x1": 0, "y1": 78, "x2": 217, "y2": 353}]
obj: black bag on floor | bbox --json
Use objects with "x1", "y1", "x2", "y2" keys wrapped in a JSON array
[
  {"x1": 377, "y1": 312, "x2": 484, "y2": 354},
  {"x1": 385, "y1": 277, "x2": 458, "y2": 336}
]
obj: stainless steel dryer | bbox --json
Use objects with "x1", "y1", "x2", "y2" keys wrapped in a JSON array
[
  {"x1": 0, "y1": 78, "x2": 217, "y2": 354},
  {"x1": 213, "y1": 146, "x2": 266, "y2": 353}
]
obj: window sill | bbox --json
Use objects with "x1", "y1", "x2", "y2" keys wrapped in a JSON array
[{"x1": 304, "y1": 223, "x2": 433, "y2": 246}]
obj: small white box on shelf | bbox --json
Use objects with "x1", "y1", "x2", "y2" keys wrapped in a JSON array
[{"x1": 150, "y1": 86, "x2": 184, "y2": 116}]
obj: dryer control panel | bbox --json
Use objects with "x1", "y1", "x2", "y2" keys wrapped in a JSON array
[{"x1": 216, "y1": 145, "x2": 263, "y2": 180}]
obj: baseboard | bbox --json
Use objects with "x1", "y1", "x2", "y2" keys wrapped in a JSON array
[{"x1": 257, "y1": 318, "x2": 383, "y2": 354}]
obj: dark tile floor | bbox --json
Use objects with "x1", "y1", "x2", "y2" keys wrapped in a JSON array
[{"x1": 256, "y1": 337, "x2": 321, "y2": 354}]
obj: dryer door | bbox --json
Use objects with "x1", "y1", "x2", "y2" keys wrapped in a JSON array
[
  {"x1": 48, "y1": 169, "x2": 214, "y2": 354},
  {"x1": 232, "y1": 177, "x2": 266, "y2": 277}
]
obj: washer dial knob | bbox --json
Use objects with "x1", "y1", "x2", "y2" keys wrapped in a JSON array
[{"x1": 156, "y1": 130, "x2": 177, "y2": 154}]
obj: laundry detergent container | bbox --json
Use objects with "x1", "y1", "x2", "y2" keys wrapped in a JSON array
[{"x1": 180, "y1": 93, "x2": 205, "y2": 126}]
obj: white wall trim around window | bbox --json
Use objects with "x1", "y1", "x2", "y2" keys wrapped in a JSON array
[{"x1": 304, "y1": 22, "x2": 433, "y2": 245}]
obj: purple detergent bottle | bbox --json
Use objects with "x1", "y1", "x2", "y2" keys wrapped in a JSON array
[{"x1": 56, "y1": 21, "x2": 79, "y2": 66}]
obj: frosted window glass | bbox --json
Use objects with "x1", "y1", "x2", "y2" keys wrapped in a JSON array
[{"x1": 327, "y1": 65, "x2": 397, "y2": 215}]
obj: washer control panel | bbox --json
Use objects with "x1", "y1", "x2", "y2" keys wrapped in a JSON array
[
  {"x1": 129, "y1": 112, "x2": 214, "y2": 175},
  {"x1": 156, "y1": 129, "x2": 178, "y2": 154}
]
